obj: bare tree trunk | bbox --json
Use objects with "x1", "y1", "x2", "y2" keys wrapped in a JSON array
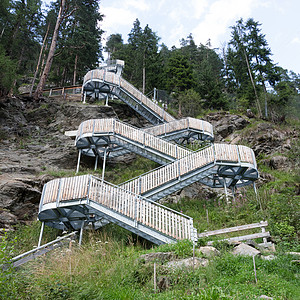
[
  {"x1": 242, "y1": 48, "x2": 262, "y2": 118},
  {"x1": 30, "y1": 23, "x2": 50, "y2": 97},
  {"x1": 142, "y1": 52, "x2": 146, "y2": 94},
  {"x1": 34, "y1": 0, "x2": 66, "y2": 100},
  {"x1": 60, "y1": 66, "x2": 66, "y2": 86},
  {"x1": 73, "y1": 53, "x2": 78, "y2": 85},
  {"x1": 255, "y1": 56, "x2": 268, "y2": 119}
]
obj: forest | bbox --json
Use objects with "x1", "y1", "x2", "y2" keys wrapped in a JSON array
[
  {"x1": 0, "y1": 0, "x2": 299, "y2": 121},
  {"x1": 0, "y1": 1, "x2": 300, "y2": 299}
]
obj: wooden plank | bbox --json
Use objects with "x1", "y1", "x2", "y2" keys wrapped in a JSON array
[
  {"x1": 217, "y1": 232, "x2": 270, "y2": 243},
  {"x1": 198, "y1": 221, "x2": 268, "y2": 238}
]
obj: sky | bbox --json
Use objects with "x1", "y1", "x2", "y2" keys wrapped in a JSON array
[{"x1": 99, "y1": 0, "x2": 300, "y2": 74}]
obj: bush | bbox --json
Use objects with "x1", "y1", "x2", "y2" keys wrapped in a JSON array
[
  {"x1": 0, "y1": 232, "x2": 17, "y2": 298},
  {"x1": 0, "y1": 45, "x2": 17, "y2": 96}
]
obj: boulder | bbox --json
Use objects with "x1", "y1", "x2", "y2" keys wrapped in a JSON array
[
  {"x1": 269, "y1": 155, "x2": 289, "y2": 169},
  {"x1": 138, "y1": 252, "x2": 175, "y2": 264},
  {"x1": 232, "y1": 243, "x2": 261, "y2": 257},
  {"x1": 0, "y1": 210, "x2": 18, "y2": 229},
  {"x1": 261, "y1": 255, "x2": 276, "y2": 261},
  {"x1": 198, "y1": 246, "x2": 220, "y2": 258},
  {"x1": 165, "y1": 257, "x2": 209, "y2": 270},
  {"x1": 258, "y1": 296, "x2": 273, "y2": 299}
]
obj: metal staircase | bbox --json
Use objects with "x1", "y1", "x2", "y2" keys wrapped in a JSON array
[
  {"x1": 38, "y1": 175, "x2": 196, "y2": 245},
  {"x1": 38, "y1": 61, "x2": 259, "y2": 245}
]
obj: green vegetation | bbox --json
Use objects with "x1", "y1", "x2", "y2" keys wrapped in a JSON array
[
  {"x1": 1, "y1": 125, "x2": 299, "y2": 299},
  {"x1": 2, "y1": 227, "x2": 299, "y2": 299}
]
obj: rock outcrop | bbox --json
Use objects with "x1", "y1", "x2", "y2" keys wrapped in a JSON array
[{"x1": 0, "y1": 96, "x2": 149, "y2": 229}]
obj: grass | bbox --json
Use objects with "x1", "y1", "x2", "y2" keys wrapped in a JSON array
[
  {"x1": 2, "y1": 228, "x2": 299, "y2": 299},
  {"x1": 1, "y1": 112, "x2": 300, "y2": 299}
]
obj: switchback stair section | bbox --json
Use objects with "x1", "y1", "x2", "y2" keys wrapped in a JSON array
[
  {"x1": 38, "y1": 175, "x2": 196, "y2": 245},
  {"x1": 38, "y1": 63, "x2": 259, "y2": 245},
  {"x1": 83, "y1": 69, "x2": 175, "y2": 124}
]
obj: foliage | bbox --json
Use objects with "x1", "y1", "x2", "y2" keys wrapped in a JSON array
[
  {"x1": 0, "y1": 45, "x2": 17, "y2": 96},
  {"x1": 0, "y1": 232, "x2": 17, "y2": 298}
]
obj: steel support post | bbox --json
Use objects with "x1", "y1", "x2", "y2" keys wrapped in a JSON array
[
  {"x1": 76, "y1": 149, "x2": 82, "y2": 174},
  {"x1": 94, "y1": 154, "x2": 98, "y2": 171},
  {"x1": 253, "y1": 182, "x2": 262, "y2": 210},
  {"x1": 79, "y1": 221, "x2": 84, "y2": 246},
  {"x1": 38, "y1": 221, "x2": 45, "y2": 247},
  {"x1": 101, "y1": 147, "x2": 107, "y2": 181},
  {"x1": 105, "y1": 94, "x2": 108, "y2": 106},
  {"x1": 83, "y1": 91, "x2": 87, "y2": 104},
  {"x1": 231, "y1": 187, "x2": 235, "y2": 202},
  {"x1": 223, "y1": 180, "x2": 229, "y2": 204}
]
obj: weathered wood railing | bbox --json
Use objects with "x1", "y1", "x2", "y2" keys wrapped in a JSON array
[
  {"x1": 41, "y1": 175, "x2": 194, "y2": 241},
  {"x1": 77, "y1": 118, "x2": 191, "y2": 159},
  {"x1": 143, "y1": 117, "x2": 213, "y2": 139},
  {"x1": 120, "y1": 143, "x2": 256, "y2": 195},
  {"x1": 83, "y1": 69, "x2": 175, "y2": 123},
  {"x1": 198, "y1": 221, "x2": 271, "y2": 246}
]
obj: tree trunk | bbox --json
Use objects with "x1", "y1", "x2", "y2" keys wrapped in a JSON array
[
  {"x1": 30, "y1": 23, "x2": 50, "y2": 97},
  {"x1": 73, "y1": 53, "x2": 78, "y2": 85},
  {"x1": 242, "y1": 48, "x2": 262, "y2": 118},
  {"x1": 142, "y1": 52, "x2": 146, "y2": 94},
  {"x1": 34, "y1": 0, "x2": 66, "y2": 100}
]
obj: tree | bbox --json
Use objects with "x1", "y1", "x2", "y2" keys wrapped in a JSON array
[
  {"x1": 165, "y1": 50, "x2": 195, "y2": 116},
  {"x1": 118, "y1": 19, "x2": 160, "y2": 93},
  {"x1": 227, "y1": 18, "x2": 279, "y2": 118},
  {"x1": 34, "y1": 0, "x2": 77, "y2": 99},
  {"x1": 0, "y1": 45, "x2": 17, "y2": 96},
  {"x1": 105, "y1": 34, "x2": 123, "y2": 60}
]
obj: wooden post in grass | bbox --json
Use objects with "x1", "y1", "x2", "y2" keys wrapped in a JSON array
[
  {"x1": 153, "y1": 262, "x2": 157, "y2": 293},
  {"x1": 206, "y1": 209, "x2": 209, "y2": 225},
  {"x1": 253, "y1": 255, "x2": 258, "y2": 283}
]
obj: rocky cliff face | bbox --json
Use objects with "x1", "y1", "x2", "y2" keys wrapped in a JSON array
[
  {"x1": 0, "y1": 97, "x2": 298, "y2": 230},
  {"x1": 0, "y1": 96, "x2": 148, "y2": 229}
]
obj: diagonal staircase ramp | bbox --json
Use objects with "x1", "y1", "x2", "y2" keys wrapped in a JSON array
[
  {"x1": 83, "y1": 69, "x2": 175, "y2": 124},
  {"x1": 143, "y1": 117, "x2": 214, "y2": 142},
  {"x1": 38, "y1": 175, "x2": 196, "y2": 245},
  {"x1": 119, "y1": 144, "x2": 257, "y2": 200},
  {"x1": 76, "y1": 118, "x2": 191, "y2": 164}
]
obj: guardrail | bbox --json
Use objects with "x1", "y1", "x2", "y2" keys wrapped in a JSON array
[
  {"x1": 41, "y1": 175, "x2": 194, "y2": 241},
  {"x1": 83, "y1": 69, "x2": 175, "y2": 123},
  {"x1": 198, "y1": 221, "x2": 271, "y2": 247},
  {"x1": 120, "y1": 143, "x2": 256, "y2": 195}
]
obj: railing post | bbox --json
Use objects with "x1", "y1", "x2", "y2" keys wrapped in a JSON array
[
  {"x1": 236, "y1": 145, "x2": 241, "y2": 163},
  {"x1": 139, "y1": 175, "x2": 142, "y2": 194},
  {"x1": 261, "y1": 221, "x2": 268, "y2": 245},
  {"x1": 56, "y1": 178, "x2": 62, "y2": 207},
  {"x1": 134, "y1": 196, "x2": 138, "y2": 227},
  {"x1": 213, "y1": 144, "x2": 216, "y2": 163},
  {"x1": 86, "y1": 175, "x2": 92, "y2": 203}
]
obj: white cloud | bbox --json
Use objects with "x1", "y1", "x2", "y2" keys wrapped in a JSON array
[
  {"x1": 291, "y1": 37, "x2": 300, "y2": 45},
  {"x1": 102, "y1": 7, "x2": 135, "y2": 27},
  {"x1": 126, "y1": 0, "x2": 150, "y2": 11},
  {"x1": 190, "y1": 0, "x2": 209, "y2": 19},
  {"x1": 191, "y1": 0, "x2": 265, "y2": 46}
]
